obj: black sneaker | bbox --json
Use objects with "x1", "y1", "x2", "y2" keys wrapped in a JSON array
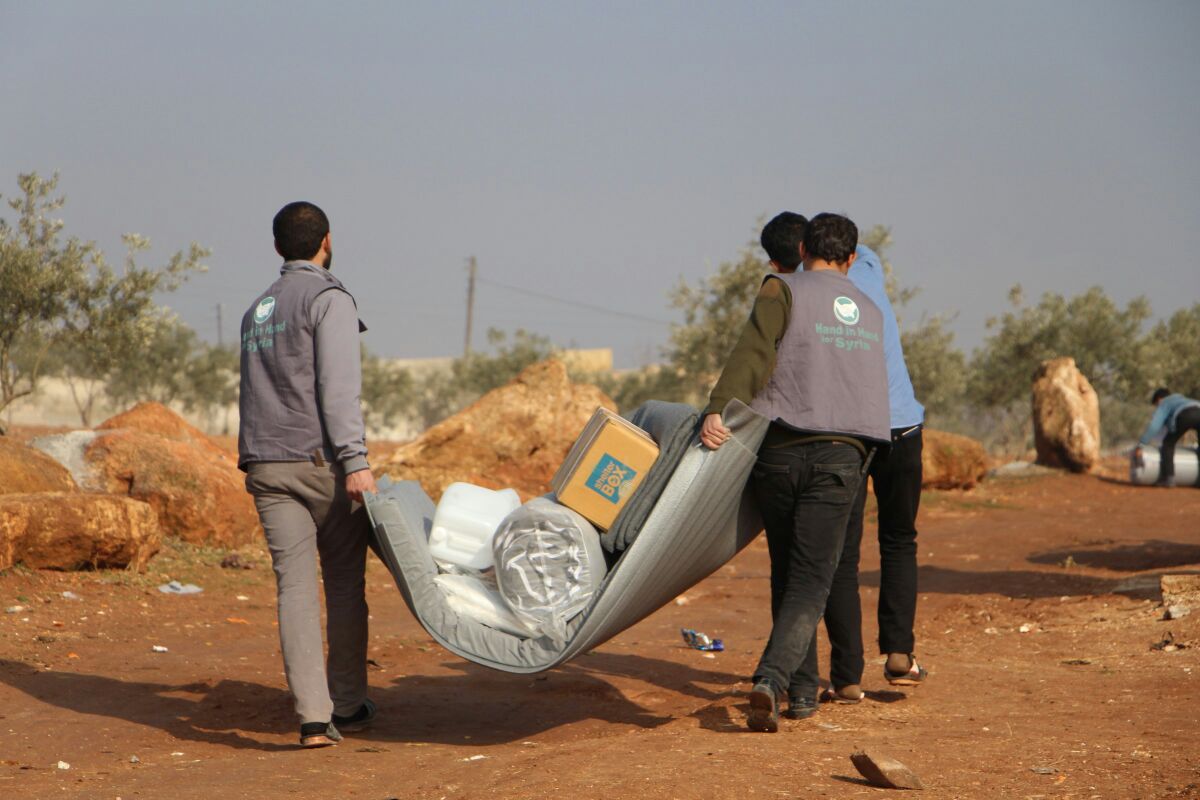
[
  {"x1": 747, "y1": 679, "x2": 782, "y2": 733},
  {"x1": 332, "y1": 698, "x2": 377, "y2": 733},
  {"x1": 299, "y1": 721, "x2": 342, "y2": 748},
  {"x1": 784, "y1": 694, "x2": 819, "y2": 720}
]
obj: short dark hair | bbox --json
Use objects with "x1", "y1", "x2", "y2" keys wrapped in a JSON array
[
  {"x1": 1151, "y1": 387, "x2": 1170, "y2": 404},
  {"x1": 760, "y1": 212, "x2": 808, "y2": 270},
  {"x1": 802, "y1": 213, "x2": 858, "y2": 264},
  {"x1": 273, "y1": 201, "x2": 329, "y2": 261}
]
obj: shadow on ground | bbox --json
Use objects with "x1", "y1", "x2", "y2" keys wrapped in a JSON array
[
  {"x1": 0, "y1": 651, "x2": 744, "y2": 749},
  {"x1": 0, "y1": 658, "x2": 294, "y2": 751},
  {"x1": 860, "y1": 564, "x2": 1182, "y2": 600},
  {"x1": 366, "y1": 651, "x2": 744, "y2": 744},
  {"x1": 1027, "y1": 539, "x2": 1200, "y2": 572}
]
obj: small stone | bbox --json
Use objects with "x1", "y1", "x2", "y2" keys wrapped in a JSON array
[
  {"x1": 5, "y1": 606, "x2": 23, "y2": 614},
  {"x1": 56, "y1": 761, "x2": 70, "y2": 770},
  {"x1": 984, "y1": 627, "x2": 1000, "y2": 635},
  {"x1": 61, "y1": 591, "x2": 82, "y2": 601},
  {"x1": 1163, "y1": 605, "x2": 1190, "y2": 621},
  {"x1": 158, "y1": 581, "x2": 203, "y2": 595},
  {"x1": 1019, "y1": 623, "x2": 1035, "y2": 633},
  {"x1": 151, "y1": 645, "x2": 169, "y2": 653},
  {"x1": 851, "y1": 750, "x2": 924, "y2": 790},
  {"x1": 129, "y1": 755, "x2": 140, "y2": 764}
]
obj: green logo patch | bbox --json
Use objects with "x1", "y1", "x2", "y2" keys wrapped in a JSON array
[
  {"x1": 253, "y1": 296, "x2": 276, "y2": 324},
  {"x1": 833, "y1": 296, "x2": 860, "y2": 325}
]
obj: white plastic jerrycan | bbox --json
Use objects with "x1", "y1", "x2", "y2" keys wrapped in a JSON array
[{"x1": 428, "y1": 482, "x2": 522, "y2": 570}]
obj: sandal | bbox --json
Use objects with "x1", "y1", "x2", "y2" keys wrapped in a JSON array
[
  {"x1": 884, "y1": 655, "x2": 928, "y2": 686},
  {"x1": 820, "y1": 684, "x2": 864, "y2": 704}
]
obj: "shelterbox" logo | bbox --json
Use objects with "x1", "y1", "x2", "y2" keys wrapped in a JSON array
[{"x1": 586, "y1": 454, "x2": 638, "y2": 505}]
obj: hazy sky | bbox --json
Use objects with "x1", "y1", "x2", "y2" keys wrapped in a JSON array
[{"x1": 4, "y1": 1, "x2": 1199, "y2": 367}]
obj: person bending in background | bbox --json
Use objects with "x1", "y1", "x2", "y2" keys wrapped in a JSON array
[
  {"x1": 700, "y1": 212, "x2": 890, "y2": 731},
  {"x1": 1136, "y1": 388, "x2": 1200, "y2": 488}
]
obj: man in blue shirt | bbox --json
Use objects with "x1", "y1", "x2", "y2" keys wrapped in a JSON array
[
  {"x1": 816, "y1": 243, "x2": 928, "y2": 696},
  {"x1": 1136, "y1": 388, "x2": 1200, "y2": 487}
]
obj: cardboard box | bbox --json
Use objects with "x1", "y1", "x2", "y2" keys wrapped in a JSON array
[{"x1": 551, "y1": 407, "x2": 660, "y2": 530}]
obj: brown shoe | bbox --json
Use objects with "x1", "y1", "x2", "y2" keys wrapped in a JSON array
[{"x1": 299, "y1": 722, "x2": 342, "y2": 748}]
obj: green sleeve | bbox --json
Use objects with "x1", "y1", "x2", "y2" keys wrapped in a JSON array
[{"x1": 703, "y1": 276, "x2": 791, "y2": 416}]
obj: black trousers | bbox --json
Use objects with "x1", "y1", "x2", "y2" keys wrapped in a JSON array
[
  {"x1": 803, "y1": 427, "x2": 923, "y2": 689},
  {"x1": 752, "y1": 439, "x2": 865, "y2": 695},
  {"x1": 1161, "y1": 407, "x2": 1200, "y2": 482}
]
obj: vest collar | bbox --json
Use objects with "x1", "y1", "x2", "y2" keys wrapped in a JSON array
[
  {"x1": 280, "y1": 260, "x2": 345, "y2": 288},
  {"x1": 280, "y1": 260, "x2": 338, "y2": 281}
]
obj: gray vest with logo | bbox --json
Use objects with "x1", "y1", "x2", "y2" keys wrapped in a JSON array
[
  {"x1": 237, "y1": 266, "x2": 356, "y2": 468},
  {"x1": 749, "y1": 270, "x2": 890, "y2": 445}
]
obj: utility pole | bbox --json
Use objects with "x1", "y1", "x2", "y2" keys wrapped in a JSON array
[
  {"x1": 216, "y1": 303, "x2": 225, "y2": 348},
  {"x1": 463, "y1": 256, "x2": 477, "y2": 358}
]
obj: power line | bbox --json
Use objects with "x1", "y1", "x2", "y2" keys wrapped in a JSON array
[{"x1": 476, "y1": 276, "x2": 672, "y2": 326}]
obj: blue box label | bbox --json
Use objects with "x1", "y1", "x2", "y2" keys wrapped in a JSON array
[{"x1": 586, "y1": 454, "x2": 637, "y2": 505}]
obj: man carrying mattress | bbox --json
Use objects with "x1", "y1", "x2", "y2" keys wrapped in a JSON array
[
  {"x1": 700, "y1": 212, "x2": 890, "y2": 732},
  {"x1": 239, "y1": 201, "x2": 378, "y2": 748}
]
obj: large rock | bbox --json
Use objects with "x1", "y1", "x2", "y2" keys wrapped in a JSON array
[
  {"x1": 922, "y1": 429, "x2": 989, "y2": 490},
  {"x1": 0, "y1": 492, "x2": 160, "y2": 571},
  {"x1": 84, "y1": 428, "x2": 259, "y2": 548},
  {"x1": 98, "y1": 402, "x2": 235, "y2": 464},
  {"x1": 1031, "y1": 357, "x2": 1101, "y2": 473},
  {"x1": 381, "y1": 360, "x2": 614, "y2": 501},
  {"x1": 0, "y1": 437, "x2": 76, "y2": 494}
]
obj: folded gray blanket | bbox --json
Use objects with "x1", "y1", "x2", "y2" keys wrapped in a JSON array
[{"x1": 600, "y1": 400, "x2": 699, "y2": 553}]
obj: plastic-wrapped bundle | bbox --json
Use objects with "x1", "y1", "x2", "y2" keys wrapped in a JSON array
[
  {"x1": 493, "y1": 497, "x2": 607, "y2": 643},
  {"x1": 1130, "y1": 445, "x2": 1200, "y2": 486}
]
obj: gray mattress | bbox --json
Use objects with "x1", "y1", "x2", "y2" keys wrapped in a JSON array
[{"x1": 363, "y1": 399, "x2": 769, "y2": 673}]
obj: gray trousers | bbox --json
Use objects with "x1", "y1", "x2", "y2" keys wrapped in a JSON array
[{"x1": 245, "y1": 461, "x2": 370, "y2": 724}]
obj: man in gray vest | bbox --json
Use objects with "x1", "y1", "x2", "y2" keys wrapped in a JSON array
[
  {"x1": 701, "y1": 212, "x2": 889, "y2": 732},
  {"x1": 239, "y1": 201, "x2": 378, "y2": 748}
]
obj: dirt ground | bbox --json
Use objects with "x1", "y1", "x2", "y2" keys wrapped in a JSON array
[{"x1": 2, "y1": 460, "x2": 1199, "y2": 799}]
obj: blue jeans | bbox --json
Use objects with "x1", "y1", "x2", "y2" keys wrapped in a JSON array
[{"x1": 751, "y1": 439, "x2": 865, "y2": 696}]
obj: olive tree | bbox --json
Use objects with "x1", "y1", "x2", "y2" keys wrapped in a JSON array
[
  {"x1": 0, "y1": 173, "x2": 90, "y2": 429},
  {"x1": 0, "y1": 170, "x2": 208, "y2": 429}
]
